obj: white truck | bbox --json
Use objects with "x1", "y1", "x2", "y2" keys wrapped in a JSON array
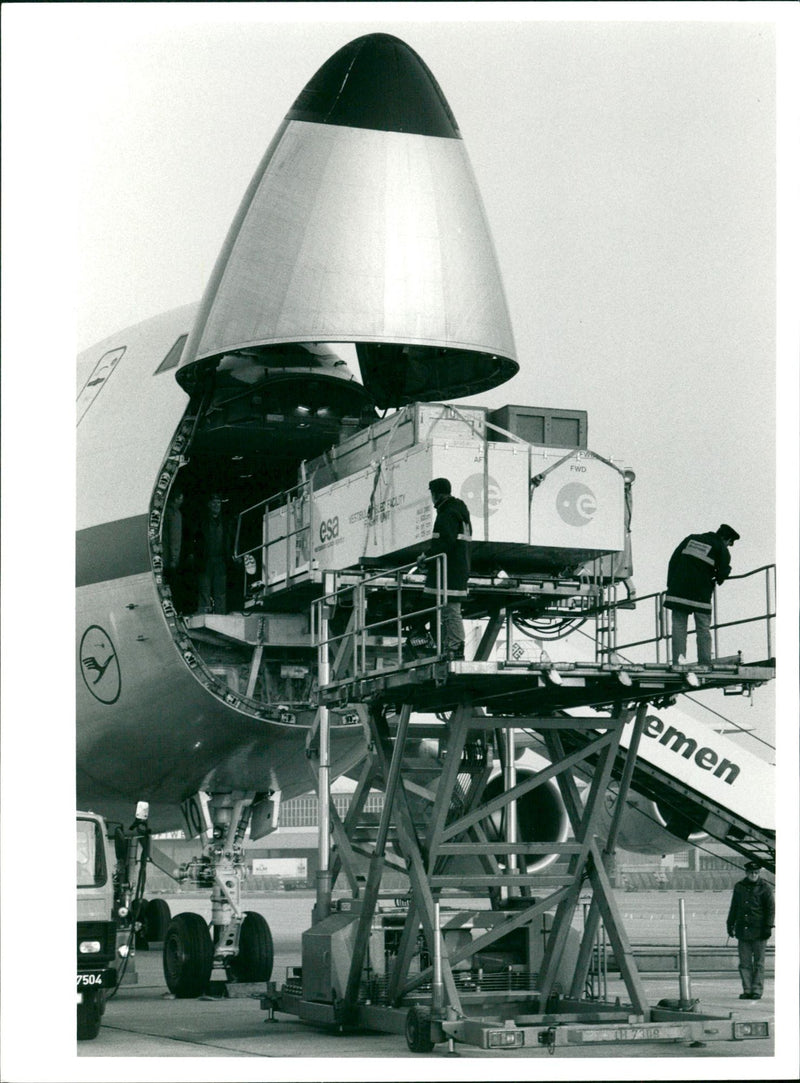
[{"x1": 76, "y1": 811, "x2": 118, "y2": 1040}]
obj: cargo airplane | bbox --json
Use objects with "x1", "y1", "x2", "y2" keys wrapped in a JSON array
[
  {"x1": 77, "y1": 33, "x2": 774, "y2": 998},
  {"x1": 77, "y1": 32, "x2": 523, "y2": 992}
]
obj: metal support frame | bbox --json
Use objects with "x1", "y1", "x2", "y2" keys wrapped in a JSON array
[
  {"x1": 274, "y1": 567, "x2": 775, "y2": 1052},
  {"x1": 306, "y1": 687, "x2": 663, "y2": 1026},
  {"x1": 564, "y1": 702, "x2": 649, "y2": 1001}
]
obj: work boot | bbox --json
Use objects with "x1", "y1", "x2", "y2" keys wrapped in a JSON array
[
  {"x1": 405, "y1": 630, "x2": 436, "y2": 659},
  {"x1": 739, "y1": 992, "x2": 753, "y2": 999}
]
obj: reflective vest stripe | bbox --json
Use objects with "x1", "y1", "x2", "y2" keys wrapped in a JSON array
[
  {"x1": 665, "y1": 593, "x2": 712, "y2": 612},
  {"x1": 681, "y1": 540, "x2": 715, "y2": 566}
]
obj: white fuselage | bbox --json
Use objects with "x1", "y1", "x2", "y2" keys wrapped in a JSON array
[{"x1": 76, "y1": 306, "x2": 365, "y2": 830}]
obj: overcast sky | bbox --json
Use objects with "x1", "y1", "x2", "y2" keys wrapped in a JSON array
[{"x1": 2, "y1": 5, "x2": 799, "y2": 1078}]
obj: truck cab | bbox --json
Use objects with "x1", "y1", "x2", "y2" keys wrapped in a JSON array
[{"x1": 76, "y1": 811, "x2": 117, "y2": 1040}]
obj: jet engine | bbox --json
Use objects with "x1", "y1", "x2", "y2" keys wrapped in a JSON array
[
  {"x1": 409, "y1": 741, "x2": 707, "y2": 877},
  {"x1": 485, "y1": 767, "x2": 708, "y2": 864},
  {"x1": 456, "y1": 765, "x2": 708, "y2": 873},
  {"x1": 592, "y1": 781, "x2": 709, "y2": 855},
  {"x1": 480, "y1": 771, "x2": 570, "y2": 873}
]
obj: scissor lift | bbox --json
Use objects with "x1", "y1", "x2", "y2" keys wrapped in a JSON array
[{"x1": 264, "y1": 563, "x2": 774, "y2": 1053}]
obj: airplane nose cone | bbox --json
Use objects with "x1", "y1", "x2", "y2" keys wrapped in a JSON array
[
  {"x1": 288, "y1": 33, "x2": 460, "y2": 138},
  {"x1": 179, "y1": 33, "x2": 518, "y2": 409}
]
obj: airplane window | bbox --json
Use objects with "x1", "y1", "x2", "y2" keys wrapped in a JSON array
[{"x1": 155, "y1": 334, "x2": 188, "y2": 374}]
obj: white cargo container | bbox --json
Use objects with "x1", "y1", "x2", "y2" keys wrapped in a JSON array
[{"x1": 257, "y1": 403, "x2": 625, "y2": 588}]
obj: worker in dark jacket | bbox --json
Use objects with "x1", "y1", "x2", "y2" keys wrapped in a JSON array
[
  {"x1": 162, "y1": 489, "x2": 188, "y2": 611},
  {"x1": 727, "y1": 861, "x2": 774, "y2": 999},
  {"x1": 664, "y1": 523, "x2": 740, "y2": 664},
  {"x1": 417, "y1": 477, "x2": 472, "y2": 659},
  {"x1": 193, "y1": 493, "x2": 235, "y2": 615}
]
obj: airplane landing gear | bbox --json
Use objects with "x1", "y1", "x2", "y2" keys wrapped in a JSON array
[
  {"x1": 164, "y1": 791, "x2": 275, "y2": 995},
  {"x1": 145, "y1": 897, "x2": 172, "y2": 942},
  {"x1": 227, "y1": 911, "x2": 274, "y2": 983},
  {"x1": 163, "y1": 912, "x2": 213, "y2": 997}
]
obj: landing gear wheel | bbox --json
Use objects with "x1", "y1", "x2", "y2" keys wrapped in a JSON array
[
  {"x1": 405, "y1": 1005, "x2": 435, "y2": 1053},
  {"x1": 145, "y1": 897, "x2": 171, "y2": 942},
  {"x1": 163, "y1": 912, "x2": 213, "y2": 997},
  {"x1": 228, "y1": 911, "x2": 274, "y2": 983},
  {"x1": 77, "y1": 988, "x2": 104, "y2": 1040}
]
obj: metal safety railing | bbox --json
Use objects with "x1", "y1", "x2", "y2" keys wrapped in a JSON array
[
  {"x1": 311, "y1": 554, "x2": 449, "y2": 688},
  {"x1": 596, "y1": 563, "x2": 776, "y2": 665},
  {"x1": 234, "y1": 480, "x2": 312, "y2": 597}
]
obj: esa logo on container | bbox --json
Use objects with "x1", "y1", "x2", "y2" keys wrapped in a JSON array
[
  {"x1": 556, "y1": 482, "x2": 597, "y2": 526},
  {"x1": 460, "y1": 474, "x2": 502, "y2": 518},
  {"x1": 319, "y1": 516, "x2": 340, "y2": 543}
]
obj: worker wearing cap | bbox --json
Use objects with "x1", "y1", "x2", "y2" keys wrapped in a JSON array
[
  {"x1": 664, "y1": 523, "x2": 740, "y2": 665},
  {"x1": 418, "y1": 477, "x2": 472, "y2": 660},
  {"x1": 726, "y1": 861, "x2": 774, "y2": 1000}
]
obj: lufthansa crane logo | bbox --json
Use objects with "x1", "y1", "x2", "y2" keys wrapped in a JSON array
[
  {"x1": 80, "y1": 625, "x2": 121, "y2": 704},
  {"x1": 460, "y1": 474, "x2": 502, "y2": 517},
  {"x1": 556, "y1": 482, "x2": 597, "y2": 526}
]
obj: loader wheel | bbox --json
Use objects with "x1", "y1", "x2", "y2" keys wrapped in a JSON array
[
  {"x1": 77, "y1": 988, "x2": 104, "y2": 1040},
  {"x1": 145, "y1": 897, "x2": 171, "y2": 942},
  {"x1": 163, "y1": 912, "x2": 213, "y2": 997},
  {"x1": 228, "y1": 911, "x2": 274, "y2": 983},
  {"x1": 405, "y1": 1005, "x2": 435, "y2": 1053}
]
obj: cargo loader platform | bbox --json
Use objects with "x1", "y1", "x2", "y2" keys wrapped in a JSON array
[
  {"x1": 265, "y1": 696, "x2": 774, "y2": 1053},
  {"x1": 318, "y1": 655, "x2": 773, "y2": 714},
  {"x1": 257, "y1": 557, "x2": 776, "y2": 1054}
]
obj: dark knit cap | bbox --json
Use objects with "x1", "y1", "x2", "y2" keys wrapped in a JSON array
[{"x1": 718, "y1": 524, "x2": 740, "y2": 542}]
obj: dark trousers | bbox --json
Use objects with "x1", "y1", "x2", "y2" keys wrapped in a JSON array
[
  {"x1": 737, "y1": 938, "x2": 767, "y2": 994},
  {"x1": 198, "y1": 561, "x2": 227, "y2": 614}
]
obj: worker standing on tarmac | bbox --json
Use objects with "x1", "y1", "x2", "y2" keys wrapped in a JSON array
[
  {"x1": 727, "y1": 861, "x2": 774, "y2": 1000},
  {"x1": 416, "y1": 477, "x2": 472, "y2": 660},
  {"x1": 664, "y1": 523, "x2": 740, "y2": 665}
]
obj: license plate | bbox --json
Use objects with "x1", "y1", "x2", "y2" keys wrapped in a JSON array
[
  {"x1": 584, "y1": 1024, "x2": 687, "y2": 1042},
  {"x1": 76, "y1": 970, "x2": 110, "y2": 989}
]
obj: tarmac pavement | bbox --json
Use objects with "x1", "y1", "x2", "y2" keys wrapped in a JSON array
[{"x1": 75, "y1": 891, "x2": 778, "y2": 1066}]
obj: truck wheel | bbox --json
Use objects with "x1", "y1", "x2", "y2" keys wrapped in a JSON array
[
  {"x1": 77, "y1": 988, "x2": 104, "y2": 1040},
  {"x1": 145, "y1": 898, "x2": 171, "y2": 942},
  {"x1": 405, "y1": 1005, "x2": 435, "y2": 1053},
  {"x1": 228, "y1": 911, "x2": 274, "y2": 983},
  {"x1": 163, "y1": 912, "x2": 213, "y2": 997}
]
